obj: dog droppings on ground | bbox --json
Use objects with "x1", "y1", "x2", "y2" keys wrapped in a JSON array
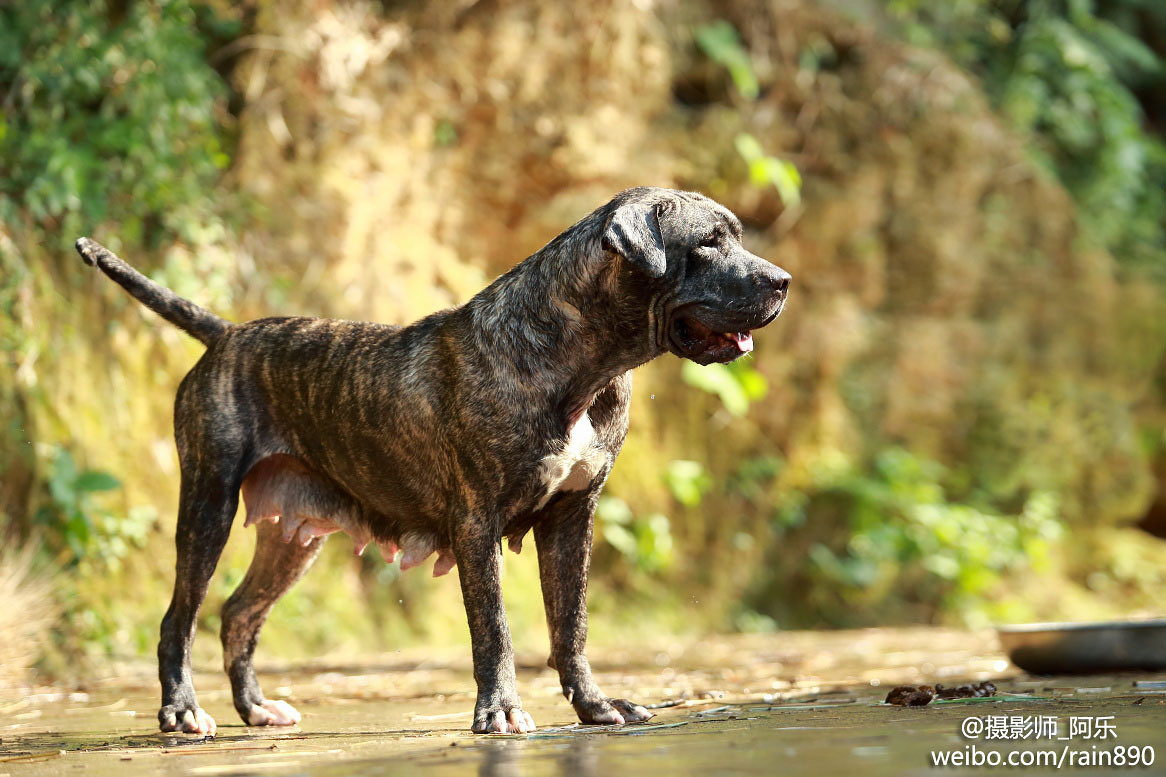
[
  {"x1": 884, "y1": 680, "x2": 998, "y2": 706},
  {"x1": 883, "y1": 685, "x2": 937, "y2": 706},
  {"x1": 2, "y1": 630, "x2": 1164, "y2": 777}
]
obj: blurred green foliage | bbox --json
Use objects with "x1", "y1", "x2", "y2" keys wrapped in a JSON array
[
  {"x1": 0, "y1": 0, "x2": 235, "y2": 245},
  {"x1": 695, "y1": 20, "x2": 760, "y2": 99},
  {"x1": 735, "y1": 134, "x2": 802, "y2": 208},
  {"x1": 681, "y1": 360, "x2": 768, "y2": 417},
  {"x1": 887, "y1": 0, "x2": 1166, "y2": 272},
  {"x1": 696, "y1": 20, "x2": 803, "y2": 207},
  {"x1": 0, "y1": 0, "x2": 238, "y2": 667},
  {"x1": 31, "y1": 446, "x2": 158, "y2": 660},
  {"x1": 597, "y1": 496, "x2": 674, "y2": 574},
  {"x1": 663, "y1": 460, "x2": 714, "y2": 508},
  {"x1": 36, "y1": 446, "x2": 120, "y2": 561},
  {"x1": 680, "y1": 1, "x2": 1165, "y2": 629},
  {"x1": 766, "y1": 448, "x2": 1063, "y2": 627}
]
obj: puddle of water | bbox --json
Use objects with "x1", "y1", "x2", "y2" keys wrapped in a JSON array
[{"x1": 2, "y1": 630, "x2": 1164, "y2": 776}]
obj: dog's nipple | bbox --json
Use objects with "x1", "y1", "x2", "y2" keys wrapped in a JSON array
[
  {"x1": 432, "y1": 549, "x2": 457, "y2": 577},
  {"x1": 377, "y1": 539, "x2": 400, "y2": 563}
]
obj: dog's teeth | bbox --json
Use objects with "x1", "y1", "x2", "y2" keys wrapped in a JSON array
[{"x1": 732, "y1": 331, "x2": 754, "y2": 353}]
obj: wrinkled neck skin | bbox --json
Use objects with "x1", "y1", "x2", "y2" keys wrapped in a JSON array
[{"x1": 462, "y1": 222, "x2": 658, "y2": 429}]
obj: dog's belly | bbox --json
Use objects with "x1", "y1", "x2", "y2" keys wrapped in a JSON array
[
  {"x1": 242, "y1": 411, "x2": 608, "y2": 572},
  {"x1": 241, "y1": 455, "x2": 457, "y2": 576}
]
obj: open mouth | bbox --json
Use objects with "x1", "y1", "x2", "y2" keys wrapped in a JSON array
[
  {"x1": 669, "y1": 315, "x2": 755, "y2": 365},
  {"x1": 667, "y1": 305, "x2": 783, "y2": 365}
]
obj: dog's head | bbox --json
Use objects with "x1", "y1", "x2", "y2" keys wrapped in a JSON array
[{"x1": 601, "y1": 187, "x2": 790, "y2": 365}]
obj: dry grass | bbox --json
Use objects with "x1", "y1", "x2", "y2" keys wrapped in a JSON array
[{"x1": 0, "y1": 549, "x2": 55, "y2": 691}]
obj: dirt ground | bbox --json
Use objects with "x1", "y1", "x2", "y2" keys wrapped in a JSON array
[{"x1": 2, "y1": 629, "x2": 1164, "y2": 776}]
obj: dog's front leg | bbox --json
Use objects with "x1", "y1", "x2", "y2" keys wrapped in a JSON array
[
  {"x1": 454, "y1": 521, "x2": 536, "y2": 734},
  {"x1": 534, "y1": 493, "x2": 653, "y2": 725}
]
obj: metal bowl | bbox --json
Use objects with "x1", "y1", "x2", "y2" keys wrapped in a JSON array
[{"x1": 997, "y1": 619, "x2": 1166, "y2": 674}]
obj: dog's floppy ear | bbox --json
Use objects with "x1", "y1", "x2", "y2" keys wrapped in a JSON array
[{"x1": 602, "y1": 201, "x2": 668, "y2": 278}]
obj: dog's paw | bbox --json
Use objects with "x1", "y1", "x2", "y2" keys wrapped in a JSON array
[
  {"x1": 471, "y1": 705, "x2": 537, "y2": 734},
  {"x1": 246, "y1": 699, "x2": 302, "y2": 727},
  {"x1": 608, "y1": 697, "x2": 654, "y2": 723},
  {"x1": 159, "y1": 705, "x2": 217, "y2": 735},
  {"x1": 575, "y1": 697, "x2": 653, "y2": 726}
]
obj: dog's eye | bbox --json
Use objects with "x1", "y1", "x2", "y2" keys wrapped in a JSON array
[{"x1": 700, "y1": 231, "x2": 721, "y2": 248}]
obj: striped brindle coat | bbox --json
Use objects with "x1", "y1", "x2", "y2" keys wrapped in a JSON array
[{"x1": 76, "y1": 186, "x2": 790, "y2": 735}]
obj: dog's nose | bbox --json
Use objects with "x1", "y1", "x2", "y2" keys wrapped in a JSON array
[{"x1": 767, "y1": 268, "x2": 791, "y2": 297}]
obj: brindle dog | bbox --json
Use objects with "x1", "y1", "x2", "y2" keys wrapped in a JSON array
[{"x1": 76, "y1": 186, "x2": 790, "y2": 735}]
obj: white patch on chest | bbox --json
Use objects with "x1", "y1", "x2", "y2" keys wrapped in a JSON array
[{"x1": 535, "y1": 413, "x2": 606, "y2": 509}]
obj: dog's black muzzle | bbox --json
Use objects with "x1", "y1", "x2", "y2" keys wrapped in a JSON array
[{"x1": 667, "y1": 263, "x2": 790, "y2": 365}]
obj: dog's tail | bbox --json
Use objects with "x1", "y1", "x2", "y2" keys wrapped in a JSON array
[{"x1": 75, "y1": 237, "x2": 231, "y2": 346}]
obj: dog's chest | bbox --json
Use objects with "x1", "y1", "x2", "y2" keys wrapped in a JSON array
[{"x1": 534, "y1": 414, "x2": 606, "y2": 509}]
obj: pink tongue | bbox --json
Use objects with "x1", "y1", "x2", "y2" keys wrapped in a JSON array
[{"x1": 731, "y1": 331, "x2": 753, "y2": 353}]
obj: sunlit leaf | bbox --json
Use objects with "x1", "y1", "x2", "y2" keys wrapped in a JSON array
[
  {"x1": 681, "y1": 361, "x2": 750, "y2": 416},
  {"x1": 663, "y1": 460, "x2": 712, "y2": 507},
  {"x1": 75, "y1": 470, "x2": 122, "y2": 493},
  {"x1": 694, "y1": 20, "x2": 759, "y2": 100}
]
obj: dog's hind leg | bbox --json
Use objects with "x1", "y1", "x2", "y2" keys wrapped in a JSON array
[
  {"x1": 221, "y1": 520, "x2": 325, "y2": 727},
  {"x1": 157, "y1": 457, "x2": 247, "y2": 735}
]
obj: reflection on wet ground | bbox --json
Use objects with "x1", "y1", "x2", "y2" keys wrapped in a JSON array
[{"x1": 2, "y1": 629, "x2": 1164, "y2": 776}]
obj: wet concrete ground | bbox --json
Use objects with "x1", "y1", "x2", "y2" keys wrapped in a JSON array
[{"x1": 2, "y1": 629, "x2": 1164, "y2": 776}]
